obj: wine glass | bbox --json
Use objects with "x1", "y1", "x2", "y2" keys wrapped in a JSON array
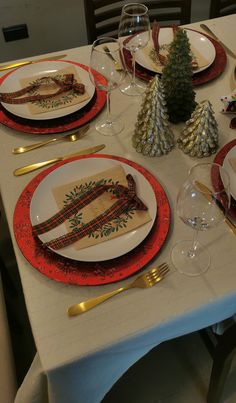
[
  {"x1": 171, "y1": 162, "x2": 230, "y2": 276},
  {"x1": 89, "y1": 37, "x2": 126, "y2": 136},
  {"x1": 118, "y1": 3, "x2": 150, "y2": 96}
]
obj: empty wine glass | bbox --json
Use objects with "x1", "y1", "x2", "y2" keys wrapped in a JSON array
[
  {"x1": 118, "y1": 3, "x2": 150, "y2": 96},
  {"x1": 171, "y1": 162, "x2": 230, "y2": 276},
  {"x1": 89, "y1": 37, "x2": 126, "y2": 136}
]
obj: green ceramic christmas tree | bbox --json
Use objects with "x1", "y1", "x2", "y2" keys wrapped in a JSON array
[{"x1": 162, "y1": 27, "x2": 196, "y2": 123}]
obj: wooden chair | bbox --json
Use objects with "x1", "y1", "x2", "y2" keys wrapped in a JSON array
[
  {"x1": 210, "y1": 0, "x2": 236, "y2": 19},
  {"x1": 84, "y1": 0, "x2": 192, "y2": 44},
  {"x1": 200, "y1": 322, "x2": 236, "y2": 403}
]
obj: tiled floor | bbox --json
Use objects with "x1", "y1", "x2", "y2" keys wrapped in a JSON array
[{"x1": 103, "y1": 331, "x2": 236, "y2": 403}]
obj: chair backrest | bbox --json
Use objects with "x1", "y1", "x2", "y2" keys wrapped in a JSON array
[
  {"x1": 84, "y1": 0, "x2": 192, "y2": 44},
  {"x1": 210, "y1": 0, "x2": 236, "y2": 18}
]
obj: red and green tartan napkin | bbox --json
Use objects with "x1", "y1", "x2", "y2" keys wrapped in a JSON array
[{"x1": 32, "y1": 174, "x2": 148, "y2": 250}]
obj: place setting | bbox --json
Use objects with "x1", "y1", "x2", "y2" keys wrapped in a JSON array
[
  {"x1": 121, "y1": 19, "x2": 227, "y2": 86},
  {"x1": 0, "y1": 58, "x2": 107, "y2": 134},
  {"x1": 13, "y1": 153, "x2": 171, "y2": 286}
]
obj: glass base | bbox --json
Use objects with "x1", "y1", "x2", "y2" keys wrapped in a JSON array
[
  {"x1": 171, "y1": 239, "x2": 210, "y2": 276},
  {"x1": 120, "y1": 80, "x2": 146, "y2": 96},
  {"x1": 95, "y1": 116, "x2": 124, "y2": 136}
]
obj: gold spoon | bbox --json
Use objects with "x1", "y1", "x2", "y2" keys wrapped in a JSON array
[{"x1": 12, "y1": 124, "x2": 90, "y2": 154}]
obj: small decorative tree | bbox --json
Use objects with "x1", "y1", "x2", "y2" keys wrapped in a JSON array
[
  {"x1": 177, "y1": 100, "x2": 219, "y2": 157},
  {"x1": 132, "y1": 75, "x2": 174, "y2": 156},
  {"x1": 161, "y1": 27, "x2": 196, "y2": 123}
]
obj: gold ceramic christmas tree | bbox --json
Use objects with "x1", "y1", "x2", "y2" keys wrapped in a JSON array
[
  {"x1": 132, "y1": 75, "x2": 174, "y2": 156},
  {"x1": 177, "y1": 100, "x2": 219, "y2": 157}
]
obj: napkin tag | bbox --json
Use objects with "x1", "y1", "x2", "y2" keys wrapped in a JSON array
[
  {"x1": 20, "y1": 65, "x2": 90, "y2": 114},
  {"x1": 47, "y1": 165, "x2": 151, "y2": 251}
]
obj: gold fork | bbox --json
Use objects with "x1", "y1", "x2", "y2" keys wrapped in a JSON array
[{"x1": 67, "y1": 263, "x2": 169, "y2": 317}]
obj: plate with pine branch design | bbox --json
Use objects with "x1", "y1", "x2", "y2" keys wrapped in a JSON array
[
  {"x1": 135, "y1": 28, "x2": 216, "y2": 75},
  {"x1": 0, "y1": 61, "x2": 95, "y2": 120},
  {"x1": 30, "y1": 156, "x2": 157, "y2": 261}
]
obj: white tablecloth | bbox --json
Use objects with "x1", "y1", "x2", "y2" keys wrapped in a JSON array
[{"x1": 0, "y1": 15, "x2": 236, "y2": 403}]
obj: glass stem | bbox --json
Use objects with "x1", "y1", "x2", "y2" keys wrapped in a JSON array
[
  {"x1": 131, "y1": 50, "x2": 136, "y2": 86},
  {"x1": 106, "y1": 90, "x2": 111, "y2": 123},
  {"x1": 188, "y1": 229, "x2": 199, "y2": 258}
]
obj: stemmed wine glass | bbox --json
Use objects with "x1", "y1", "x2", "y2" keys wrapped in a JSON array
[
  {"x1": 89, "y1": 37, "x2": 126, "y2": 136},
  {"x1": 171, "y1": 163, "x2": 230, "y2": 276},
  {"x1": 118, "y1": 3, "x2": 150, "y2": 96}
]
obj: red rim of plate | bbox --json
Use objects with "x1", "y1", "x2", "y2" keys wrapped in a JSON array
[
  {"x1": 0, "y1": 61, "x2": 106, "y2": 134},
  {"x1": 213, "y1": 139, "x2": 236, "y2": 221},
  {"x1": 123, "y1": 29, "x2": 227, "y2": 86},
  {"x1": 13, "y1": 154, "x2": 171, "y2": 286}
]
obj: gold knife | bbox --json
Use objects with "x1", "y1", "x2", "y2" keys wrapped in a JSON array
[
  {"x1": 0, "y1": 54, "x2": 67, "y2": 72},
  {"x1": 200, "y1": 24, "x2": 236, "y2": 59},
  {"x1": 13, "y1": 144, "x2": 105, "y2": 176},
  {"x1": 195, "y1": 180, "x2": 236, "y2": 235}
]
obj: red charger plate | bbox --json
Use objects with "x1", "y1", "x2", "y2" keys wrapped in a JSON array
[{"x1": 13, "y1": 154, "x2": 171, "y2": 286}]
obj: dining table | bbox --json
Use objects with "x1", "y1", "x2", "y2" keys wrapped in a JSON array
[{"x1": 0, "y1": 14, "x2": 236, "y2": 403}]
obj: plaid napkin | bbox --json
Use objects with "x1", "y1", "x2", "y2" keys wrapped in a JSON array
[
  {"x1": 33, "y1": 173, "x2": 148, "y2": 250},
  {"x1": 0, "y1": 72, "x2": 85, "y2": 104},
  {"x1": 152, "y1": 21, "x2": 166, "y2": 65}
]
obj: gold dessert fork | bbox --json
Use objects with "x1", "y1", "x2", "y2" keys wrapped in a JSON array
[
  {"x1": 12, "y1": 124, "x2": 90, "y2": 154},
  {"x1": 103, "y1": 45, "x2": 123, "y2": 71},
  {"x1": 67, "y1": 262, "x2": 169, "y2": 317}
]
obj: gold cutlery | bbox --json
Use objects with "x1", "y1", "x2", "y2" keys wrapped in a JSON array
[
  {"x1": 200, "y1": 24, "x2": 236, "y2": 59},
  {"x1": 195, "y1": 181, "x2": 236, "y2": 235},
  {"x1": 68, "y1": 262, "x2": 169, "y2": 317},
  {"x1": 0, "y1": 54, "x2": 67, "y2": 72},
  {"x1": 13, "y1": 144, "x2": 105, "y2": 176},
  {"x1": 12, "y1": 125, "x2": 90, "y2": 154},
  {"x1": 103, "y1": 45, "x2": 123, "y2": 71}
]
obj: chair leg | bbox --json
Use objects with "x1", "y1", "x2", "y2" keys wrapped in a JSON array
[{"x1": 207, "y1": 323, "x2": 236, "y2": 403}]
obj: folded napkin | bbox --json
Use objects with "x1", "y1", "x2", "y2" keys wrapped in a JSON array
[
  {"x1": 0, "y1": 65, "x2": 90, "y2": 115},
  {"x1": 33, "y1": 165, "x2": 151, "y2": 251}
]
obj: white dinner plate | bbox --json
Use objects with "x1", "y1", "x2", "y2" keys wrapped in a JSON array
[
  {"x1": 135, "y1": 28, "x2": 216, "y2": 74},
  {"x1": 222, "y1": 145, "x2": 236, "y2": 200},
  {"x1": 0, "y1": 61, "x2": 95, "y2": 120},
  {"x1": 30, "y1": 157, "x2": 157, "y2": 262}
]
